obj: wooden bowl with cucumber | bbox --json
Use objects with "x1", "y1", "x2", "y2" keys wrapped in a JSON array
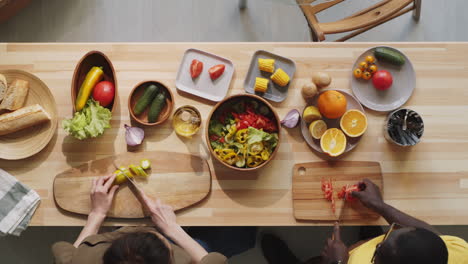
[
  {"x1": 71, "y1": 50, "x2": 118, "y2": 113},
  {"x1": 128, "y1": 81, "x2": 174, "y2": 126}
]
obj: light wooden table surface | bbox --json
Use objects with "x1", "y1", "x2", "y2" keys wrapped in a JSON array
[{"x1": 0, "y1": 43, "x2": 467, "y2": 226}]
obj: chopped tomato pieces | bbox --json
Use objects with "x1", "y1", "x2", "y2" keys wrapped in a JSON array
[{"x1": 337, "y1": 184, "x2": 361, "y2": 201}]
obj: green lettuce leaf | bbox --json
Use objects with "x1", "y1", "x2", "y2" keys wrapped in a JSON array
[
  {"x1": 62, "y1": 99, "x2": 112, "y2": 140},
  {"x1": 247, "y1": 127, "x2": 278, "y2": 149}
]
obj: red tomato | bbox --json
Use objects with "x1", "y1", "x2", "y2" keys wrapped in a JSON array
[
  {"x1": 92, "y1": 81, "x2": 115, "y2": 107},
  {"x1": 190, "y1": 59, "x2": 203, "y2": 79},
  {"x1": 337, "y1": 184, "x2": 361, "y2": 201},
  {"x1": 372, "y1": 70, "x2": 393, "y2": 90},
  {"x1": 208, "y1": 64, "x2": 225, "y2": 80}
]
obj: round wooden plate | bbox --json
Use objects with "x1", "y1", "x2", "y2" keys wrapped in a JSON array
[
  {"x1": 300, "y1": 90, "x2": 365, "y2": 156},
  {"x1": 0, "y1": 70, "x2": 58, "y2": 160},
  {"x1": 351, "y1": 46, "x2": 416, "y2": 112}
]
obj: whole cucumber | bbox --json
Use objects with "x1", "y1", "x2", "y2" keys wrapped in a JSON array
[
  {"x1": 134, "y1": 84, "x2": 159, "y2": 115},
  {"x1": 374, "y1": 47, "x2": 406, "y2": 66},
  {"x1": 148, "y1": 92, "x2": 167, "y2": 123}
]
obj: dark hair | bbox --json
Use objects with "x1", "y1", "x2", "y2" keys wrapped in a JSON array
[
  {"x1": 378, "y1": 228, "x2": 448, "y2": 264},
  {"x1": 103, "y1": 232, "x2": 171, "y2": 264}
]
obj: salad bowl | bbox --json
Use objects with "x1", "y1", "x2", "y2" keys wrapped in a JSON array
[{"x1": 206, "y1": 93, "x2": 281, "y2": 171}]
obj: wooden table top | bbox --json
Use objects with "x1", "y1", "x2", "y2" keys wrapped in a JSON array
[{"x1": 0, "y1": 43, "x2": 467, "y2": 226}]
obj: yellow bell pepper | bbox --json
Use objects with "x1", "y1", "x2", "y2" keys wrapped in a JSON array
[
  {"x1": 247, "y1": 155, "x2": 263, "y2": 168},
  {"x1": 236, "y1": 129, "x2": 248, "y2": 143},
  {"x1": 221, "y1": 148, "x2": 235, "y2": 156},
  {"x1": 261, "y1": 149, "x2": 270, "y2": 161},
  {"x1": 113, "y1": 170, "x2": 126, "y2": 185},
  {"x1": 223, "y1": 152, "x2": 238, "y2": 165},
  {"x1": 75, "y1": 66, "x2": 104, "y2": 111}
]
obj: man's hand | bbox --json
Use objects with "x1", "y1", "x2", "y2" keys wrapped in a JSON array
[
  {"x1": 139, "y1": 192, "x2": 178, "y2": 233},
  {"x1": 90, "y1": 174, "x2": 119, "y2": 217},
  {"x1": 351, "y1": 178, "x2": 384, "y2": 212},
  {"x1": 321, "y1": 222, "x2": 349, "y2": 264}
]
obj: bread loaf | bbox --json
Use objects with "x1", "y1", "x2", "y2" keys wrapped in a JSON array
[
  {"x1": 0, "y1": 104, "x2": 51, "y2": 136},
  {"x1": 0, "y1": 79, "x2": 29, "y2": 111},
  {"x1": 0, "y1": 74, "x2": 7, "y2": 102}
]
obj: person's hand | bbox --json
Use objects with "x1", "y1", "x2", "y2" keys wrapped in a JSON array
[
  {"x1": 90, "y1": 174, "x2": 119, "y2": 218},
  {"x1": 351, "y1": 178, "x2": 384, "y2": 212},
  {"x1": 321, "y1": 223, "x2": 349, "y2": 264},
  {"x1": 139, "y1": 192, "x2": 178, "y2": 233}
]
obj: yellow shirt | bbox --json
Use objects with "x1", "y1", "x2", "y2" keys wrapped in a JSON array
[{"x1": 348, "y1": 235, "x2": 468, "y2": 264}]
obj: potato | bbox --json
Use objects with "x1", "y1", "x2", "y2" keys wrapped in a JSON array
[
  {"x1": 301, "y1": 82, "x2": 318, "y2": 100},
  {"x1": 312, "y1": 72, "x2": 332, "y2": 89}
]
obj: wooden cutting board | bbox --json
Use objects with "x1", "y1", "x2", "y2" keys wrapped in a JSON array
[
  {"x1": 54, "y1": 151, "x2": 211, "y2": 218},
  {"x1": 292, "y1": 161, "x2": 383, "y2": 221}
]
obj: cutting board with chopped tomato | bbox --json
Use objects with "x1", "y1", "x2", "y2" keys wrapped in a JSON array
[
  {"x1": 54, "y1": 151, "x2": 211, "y2": 218},
  {"x1": 292, "y1": 161, "x2": 383, "y2": 221}
]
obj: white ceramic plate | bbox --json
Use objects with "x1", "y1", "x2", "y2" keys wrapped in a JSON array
[
  {"x1": 351, "y1": 46, "x2": 415, "y2": 112},
  {"x1": 301, "y1": 90, "x2": 365, "y2": 155},
  {"x1": 175, "y1": 48, "x2": 234, "y2": 102}
]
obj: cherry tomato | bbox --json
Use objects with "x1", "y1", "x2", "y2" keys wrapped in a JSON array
[
  {"x1": 369, "y1": 64, "x2": 378, "y2": 74},
  {"x1": 372, "y1": 70, "x2": 393, "y2": 90},
  {"x1": 362, "y1": 71, "x2": 372, "y2": 80},
  {"x1": 190, "y1": 59, "x2": 203, "y2": 79},
  {"x1": 365, "y1": 55, "x2": 375, "y2": 64},
  {"x1": 359, "y1": 61, "x2": 368, "y2": 70},
  {"x1": 353, "y1": 68, "x2": 363, "y2": 78},
  {"x1": 92, "y1": 81, "x2": 115, "y2": 107},
  {"x1": 208, "y1": 64, "x2": 226, "y2": 80}
]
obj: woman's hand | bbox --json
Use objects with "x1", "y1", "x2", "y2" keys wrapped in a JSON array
[
  {"x1": 139, "y1": 192, "x2": 178, "y2": 233},
  {"x1": 90, "y1": 174, "x2": 119, "y2": 217},
  {"x1": 73, "y1": 174, "x2": 119, "y2": 247},
  {"x1": 321, "y1": 223, "x2": 349, "y2": 264}
]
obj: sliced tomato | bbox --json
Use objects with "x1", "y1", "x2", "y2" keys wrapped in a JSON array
[
  {"x1": 190, "y1": 59, "x2": 203, "y2": 79},
  {"x1": 338, "y1": 184, "x2": 361, "y2": 201},
  {"x1": 208, "y1": 64, "x2": 225, "y2": 80},
  {"x1": 321, "y1": 178, "x2": 334, "y2": 201}
]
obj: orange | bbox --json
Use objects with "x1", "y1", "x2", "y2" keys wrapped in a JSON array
[
  {"x1": 317, "y1": 90, "x2": 347, "y2": 119},
  {"x1": 340, "y1": 109, "x2": 368, "y2": 137},
  {"x1": 320, "y1": 128, "x2": 347, "y2": 157}
]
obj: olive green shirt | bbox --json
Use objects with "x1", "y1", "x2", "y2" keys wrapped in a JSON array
[{"x1": 52, "y1": 227, "x2": 227, "y2": 264}]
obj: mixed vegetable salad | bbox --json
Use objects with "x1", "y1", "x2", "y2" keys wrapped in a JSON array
[{"x1": 208, "y1": 99, "x2": 279, "y2": 168}]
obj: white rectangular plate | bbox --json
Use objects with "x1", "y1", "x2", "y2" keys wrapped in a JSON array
[{"x1": 176, "y1": 48, "x2": 235, "y2": 102}]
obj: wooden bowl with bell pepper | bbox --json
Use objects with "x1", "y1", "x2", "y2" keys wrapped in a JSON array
[
  {"x1": 71, "y1": 50, "x2": 118, "y2": 113},
  {"x1": 205, "y1": 94, "x2": 281, "y2": 171}
]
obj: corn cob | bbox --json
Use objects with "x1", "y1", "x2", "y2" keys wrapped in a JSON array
[
  {"x1": 254, "y1": 77, "x2": 269, "y2": 93},
  {"x1": 270, "y1": 68, "x2": 290, "y2": 87},
  {"x1": 258, "y1": 58, "x2": 275, "y2": 73}
]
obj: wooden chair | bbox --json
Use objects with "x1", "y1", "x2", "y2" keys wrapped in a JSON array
[{"x1": 297, "y1": 0, "x2": 422, "y2": 42}]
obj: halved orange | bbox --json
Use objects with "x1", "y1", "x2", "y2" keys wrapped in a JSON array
[
  {"x1": 320, "y1": 128, "x2": 347, "y2": 157},
  {"x1": 340, "y1": 109, "x2": 368, "y2": 137}
]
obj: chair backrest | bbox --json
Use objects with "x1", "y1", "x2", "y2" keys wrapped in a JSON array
[{"x1": 298, "y1": 0, "x2": 417, "y2": 41}]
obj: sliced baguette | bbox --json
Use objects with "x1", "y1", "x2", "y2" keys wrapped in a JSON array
[
  {"x1": 0, "y1": 79, "x2": 30, "y2": 111},
  {"x1": 0, "y1": 74, "x2": 7, "y2": 102},
  {"x1": 0, "y1": 104, "x2": 51, "y2": 136}
]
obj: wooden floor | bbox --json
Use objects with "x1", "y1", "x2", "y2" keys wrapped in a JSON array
[
  {"x1": 0, "y1": 0, "x2": 467, "y2": 263},
  {"x1": 0, "y1": 0, "x2": 467, "y2": 42}
]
